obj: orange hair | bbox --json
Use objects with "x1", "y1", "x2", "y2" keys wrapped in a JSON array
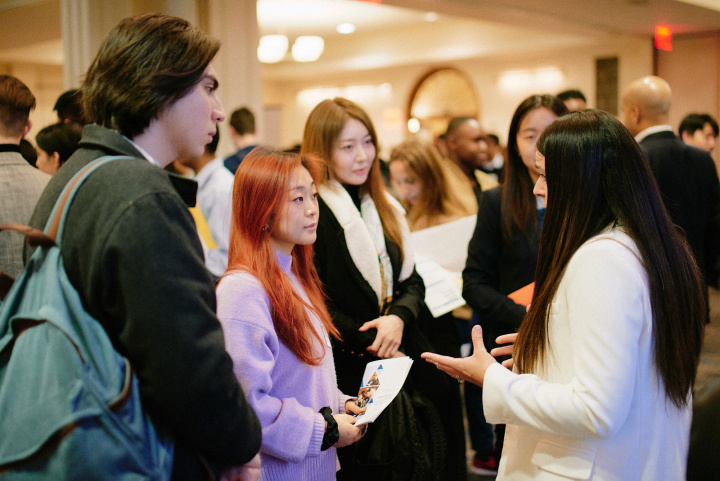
[{"x1": 226, "y1": 147, "x2": 339, "y2": 365}]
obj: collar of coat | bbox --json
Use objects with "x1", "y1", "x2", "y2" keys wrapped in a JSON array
[{"x1": 319, "y1": 180, "x2": 414, "y2": 307}]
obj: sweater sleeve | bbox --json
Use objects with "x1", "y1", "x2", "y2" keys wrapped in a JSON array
[
  {"x1": 217, "y1": 274, "x2": 326, "y2": 463},
  {"x1": 483, "y1": 238, "x2": 647, "y2": 439},
  {"x1": 90, "y1": 193, "x2": 261, "y2": 467}
]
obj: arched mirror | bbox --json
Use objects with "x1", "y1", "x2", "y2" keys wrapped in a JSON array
[{"x1": 406, "y1": 67, "x2": 480, "y2": 141}]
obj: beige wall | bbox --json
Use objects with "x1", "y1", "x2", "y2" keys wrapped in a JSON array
[
  {"x1": 262, "y1": 35, "x2": 653, "y2": 155},
  {"x1": 656, "y1": 32, "x2": 720, "y2": 167}
]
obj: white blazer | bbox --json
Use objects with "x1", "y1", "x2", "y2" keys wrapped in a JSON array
[{"x1": 483, "y1": 228, "x2": 691, "y2": 480}]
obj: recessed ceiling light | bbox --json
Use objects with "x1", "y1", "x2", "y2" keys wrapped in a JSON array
[
  {"x1": 337, "y1": 23, "x2": 356, "y2": 34},
  {"x1": 424, "y1": 12, "x2": 439, "y2": 22}
]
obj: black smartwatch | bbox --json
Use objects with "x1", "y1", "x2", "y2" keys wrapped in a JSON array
[{"x1": 319, "y1": 406, "x2": 339, "y2": 450}]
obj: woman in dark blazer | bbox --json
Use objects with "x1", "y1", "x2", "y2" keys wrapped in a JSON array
[
  {"x1": 461, "y1": 94, "x2": 568, "y2": 471},
  {"x1": 302, "y1": 97, "x2": 463, "y2": 480}
]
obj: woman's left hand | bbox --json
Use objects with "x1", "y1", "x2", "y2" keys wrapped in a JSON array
[
  {"x1": 421, "y1": 325, "x2": 497, "y2": 386},
  {"x1": 345, "y1": 399, "x2": 366, "y2": 415},
  {"x1": 359, "y1": 314, "x2": 404, "y2": 358}
]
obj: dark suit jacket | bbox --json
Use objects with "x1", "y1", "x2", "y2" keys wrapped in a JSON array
[
  {"x1": 313, "y1": 195, "x2": 425, "y2": 394},
  {"x1": 462, "y1": 187, "x2": 540, "y2": 352},
  {"x1": 639, "y1": 131, "x2": 720, "y2": 284}
]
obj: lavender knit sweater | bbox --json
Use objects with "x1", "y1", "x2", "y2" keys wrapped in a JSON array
[{"x1": 217, "y1": 252, "x2": 351, "y2": 481}]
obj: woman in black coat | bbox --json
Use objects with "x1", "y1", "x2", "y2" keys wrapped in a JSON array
[{"x1": 302, "y1": 97, "x2": 462, "y2": 480}]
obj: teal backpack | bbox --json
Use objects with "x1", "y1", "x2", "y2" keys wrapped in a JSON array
[{"x1": 0, "y1": 156, "x2": 174, "y2": 479}]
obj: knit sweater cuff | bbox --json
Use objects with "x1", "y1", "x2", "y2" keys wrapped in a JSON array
[{"x1": 308, "y1": 413, "x2": 326, "y2": 458}]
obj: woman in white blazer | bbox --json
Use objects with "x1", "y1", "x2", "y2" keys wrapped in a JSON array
[{"x1": 423, "y1": 109, "x2": 705, "y2": 480}]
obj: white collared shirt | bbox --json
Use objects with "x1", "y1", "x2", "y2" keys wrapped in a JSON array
[
  {"x1": 634, "y1": 125, "x2": 674, "y2": 143},
  {"x1": 128, "y1": 139, "x2": 160, "y2": 167}
]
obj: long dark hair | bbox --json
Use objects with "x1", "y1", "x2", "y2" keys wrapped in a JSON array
[
  {"x1": 514, "y1": 110, "x2": 705, "y2": 408},
  {"x1": 500, "y1": 94, "x2": 567, "y2": 240}
]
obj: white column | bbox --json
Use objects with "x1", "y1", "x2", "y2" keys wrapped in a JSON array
[
  {"x1": 60, "y1": 0, "x2": 132, "y2": 88},
  {"x1": 207, "y1": 0, "x2": 263, "y2": 156}
]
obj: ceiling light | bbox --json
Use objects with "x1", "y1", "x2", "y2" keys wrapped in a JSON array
[
  {"x1": 257, "y1": 35, "x2": 288, "y2": 63},
  {"x1": 292, "y1": 36, "x2": 324, "y2": 62},
  {"x1": 337, "y1": 23, "x2": 356, "y2": 34},
  {"x1": 424, "y1": 12, "x2": 439, "y2": 22}
]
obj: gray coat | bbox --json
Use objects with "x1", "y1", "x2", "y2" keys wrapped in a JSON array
[{"x1": 0, "y1": 147, "x2": 49, "y2": 277}]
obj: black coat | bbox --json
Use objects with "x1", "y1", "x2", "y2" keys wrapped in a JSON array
[
  {"x1": 462, "y1": 187, "x2": 540, "y2": 352},
  {"x1": 313, "y1": 195, "x2": 425, "y2": 395},
  {"x1": 639, "y1": 131, "x2": 720, "y2": 285},
  {"x1": 26, "y1": 125, "x2": 261, "y2": 476}
]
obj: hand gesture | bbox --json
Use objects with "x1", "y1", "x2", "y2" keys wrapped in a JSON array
[
  {"x1": 359, "y1": 314, "x2": 404, "y2": 358},
  {"x1": 490, "y1": 333, "x2": 517, "y2": 369},
  {"x1": 421, "y1": 325, "x2": 497, "y2": 386}
]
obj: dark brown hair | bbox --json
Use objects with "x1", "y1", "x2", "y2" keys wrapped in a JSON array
[
  {"x1": 82, "y1": 13, "x2": 220, "y2": 139},
  {"x1": 0, "y1": 75, "x2": 35, "y2": 137},
  {"x1": 515, "y1": 110, "x2": 705, "y2": 408},
  {"x1": 36, "y1": 122, "x2": 82, "y2": 165},
  {"x1": 501, "y1": 94, "x2": 567, "y2": 240}
]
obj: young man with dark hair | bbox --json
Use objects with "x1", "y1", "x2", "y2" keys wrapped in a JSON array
[
  {"x1": 224, "y1": 106, "x2": 258, "y2": 173},
  {"x1": 26, "y1": 13, "x2": 260, "y2": 479},
  {"x1": 445, "y1": 116, "x2": 497, "y2": 202},
  {"x1": 0, "y1": 74, "x2": 50, "y2": 278},
  {"x1": 53, "y1": 88, "x2": 86, "y2": 125},
  {"x1": 679, "y1": 113, "x2": 718, "y2": 154},
  {"x1": 556, "y1": 88, "x2": 587, "y2": 111}
]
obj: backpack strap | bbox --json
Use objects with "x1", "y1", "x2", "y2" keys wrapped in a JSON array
[{"x1": 44, "y1": 155, "x2": 131, "y2": 245}]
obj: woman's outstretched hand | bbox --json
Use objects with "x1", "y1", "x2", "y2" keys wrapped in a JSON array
[
  {"x1": 491, "y1": 333, "x2": 517, "y2": 369},
  {"x1": 421, "y1": 325, "x2": 497, "y2": 386}
]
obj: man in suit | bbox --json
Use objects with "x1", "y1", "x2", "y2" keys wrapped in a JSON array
[
  {"x1": 622, "y1": 75, "x2": 720, "y2": 296},
  {"x1": 445, "y1": 116, "x2": 498, "y2": 204},
  {"x1": 0, "y1": 75, "x2": 50, "y2": 279},
  {"x1": 679, "y1": 113, "x2": 718, "y2": 154}
]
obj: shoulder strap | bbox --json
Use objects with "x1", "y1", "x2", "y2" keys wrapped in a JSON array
[{"x1": 44, "y1": 155, "x2": 131, "y2": 245}]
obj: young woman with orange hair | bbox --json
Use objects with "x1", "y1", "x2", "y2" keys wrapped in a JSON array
[{"x1": 216, "y1": 147, "x2": 364, "y2": 481}]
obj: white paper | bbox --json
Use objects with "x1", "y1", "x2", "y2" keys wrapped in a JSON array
[
  {"x1": 409, "y1": 215, "x2": 476, "y2": 273},
  {"x1": 410, "y1": 215, "x2": 476, "y2": 318},
  {"x1": 353, "y1": 357, "x2": 413, "y2": 426},
  {"x1": 414, "y1": 259, "x2": 466, "y2": 317}
]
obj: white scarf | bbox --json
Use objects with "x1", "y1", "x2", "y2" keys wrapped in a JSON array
[{"x1": 319, "y1": 180, "x2": 415, "y2": 308}]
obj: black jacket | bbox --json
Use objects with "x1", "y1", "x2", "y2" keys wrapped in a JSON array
[
  {"x1": 462, "y1": 187, "x2": 540, "y2": 352},
  {"x1": 313, "y1": 195, "x2": 425, "y2": 395},
  {"x1": 26, "y1": 125, "x2": 261, "y2": 474},
  {"x1": 639, "y1": 131, "x2": 720, "y2": 285}
]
